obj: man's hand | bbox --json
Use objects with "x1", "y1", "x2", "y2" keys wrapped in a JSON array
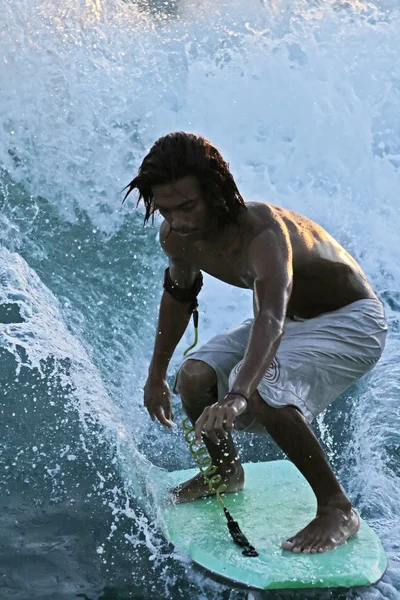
[
  {"x1": 195, "y1": 394, "x2": 247, "y2": 444},
  {"x1": 143, "y1": 377, "x2": 176, "y2": 428}
]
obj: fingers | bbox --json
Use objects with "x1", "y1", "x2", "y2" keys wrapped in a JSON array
[
  {"x1": 225, "y1": 410, "x2": 236, "y2": 431},
  {"x1": 144, "y1": 380, "x2": 176, "y2": 428},
  {"x1": 214, "y1": 410, "x2": 229, "y2": 440},
  {"x1": 143, "y1": 378, "x2": 175, "y2": 427},
  {"x1": 195, "y1": 409, "x2": 209, "y2": 444},
  {"x1": 202, "y1": 410, "x2": 220, "y2": 445},
  {"x1": 153, "y1": 406, "x2": 176, "y2": 428},
  {"x1": 146, "y1": 404, "x2": 176, "y2": 428},
  {"x1": 164, "y1": 403, "x2": 174, "y2": 423},
  {"x1": 147, "y1": 409, "x2": 156, "y2": 422},
  {"x1": 195, "y1": 404, "x2": 236, "y2": 445}
]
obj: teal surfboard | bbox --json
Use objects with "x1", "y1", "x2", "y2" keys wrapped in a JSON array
[{"x1": 162, "y1": 461, "x2": 386, "y2": 590}]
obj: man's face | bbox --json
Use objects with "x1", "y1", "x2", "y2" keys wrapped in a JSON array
[{"x1": 152, "y1": 175, "x2": 210, "y2": 239}]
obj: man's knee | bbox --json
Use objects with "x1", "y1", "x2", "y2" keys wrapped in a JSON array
[
  {"x1": 176, "y1": 359, "x2": 217, "y2": 400},
  {"x1": 249, "y1": 391, "x2": 310, "y2": 430}
]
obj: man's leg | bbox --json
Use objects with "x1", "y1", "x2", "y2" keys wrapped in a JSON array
[
  {"x1": 172, "y1": 359, "x2": 244, "y2": 503},
  {"x1": 248, "y1": 391, "x2": 360, "y2": 554}
]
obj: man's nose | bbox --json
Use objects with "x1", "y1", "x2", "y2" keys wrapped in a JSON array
[{"x1": 171, "y1": 215, "x2": 188, "y2": 230}]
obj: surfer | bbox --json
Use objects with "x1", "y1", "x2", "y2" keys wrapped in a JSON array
[{"x1": 124, "y1": 132, "x2": 387, "y2": 554}]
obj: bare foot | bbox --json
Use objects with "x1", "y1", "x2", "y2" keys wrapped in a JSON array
[
  {"x1": 172, "y1": 464, "x2": 244, "y2": 503},
  {"x1": 282, "y1": 503, "x2": 360, "y2": 554}
]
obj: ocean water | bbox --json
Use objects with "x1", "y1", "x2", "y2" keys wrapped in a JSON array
[{"x1": 1, "y1": 0, "x2": 400, "y2": 598}]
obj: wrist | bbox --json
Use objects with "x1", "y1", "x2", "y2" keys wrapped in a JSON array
[
  {"x1": 147, "y1": 366, "x2": 167, "y2": 382},
  {"x1": 224, "y1": 391, "x2": 248, "y2": 405},
  {"x1": 148, "y1": 352, "x2": 171, "y2": 379}
]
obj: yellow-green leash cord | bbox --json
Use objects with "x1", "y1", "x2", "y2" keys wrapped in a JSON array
[
  {"x1": 182, "y1": 416, "x2": 258, "y2": 557},
  {"x1": 180, "y1": 303, "x2": 257, "y2": 555},
  {"x1": 182, "y1": 417, "x2": 227, "y2": 508},
  {"x1": 183, "y1": 308, "x2": 199, "y2": 356}
]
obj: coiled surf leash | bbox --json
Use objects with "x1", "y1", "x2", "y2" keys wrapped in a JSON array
[
  {"x1": 167, "y1": 266, "x2": 257, "y2": 556},
  {"x1": 182, "y1": 417, "x2": 259, "y2": 557},
  {"x1": 183, "y1": 306, "x2": 199, "y2": 356}
]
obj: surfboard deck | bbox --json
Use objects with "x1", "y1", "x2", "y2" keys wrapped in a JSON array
[{"x1": 162, "y1": 460, "x2": 387, "y2": 590}]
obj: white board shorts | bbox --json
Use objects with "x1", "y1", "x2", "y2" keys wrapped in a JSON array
[{"x1": 176, "y1": 299, "x2": 387, "y2": 432}]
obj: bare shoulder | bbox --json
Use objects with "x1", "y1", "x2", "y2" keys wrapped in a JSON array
[
  {"x1": 159, "y1": 220, "x2": 184, "y2": 259},
  {"x1": 245, "y1": 201, "x2": 292, "y2": 242},
  {"x1": 246, "y1": 201, "x2": 305, "y2": 226},
  {"x1": 245, "y1": 201, "x2": 338, "y2": 248},
  {"x1": 246, "y1": 202, "x2": 371, "y2": 286},
  {"x1": 244, "y1": 203, "x2": 292, "y2": 262}
]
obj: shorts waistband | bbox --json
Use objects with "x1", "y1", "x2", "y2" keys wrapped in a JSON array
[{"x1": 286, "y1": 298, "x2": 385, "y2": 322}]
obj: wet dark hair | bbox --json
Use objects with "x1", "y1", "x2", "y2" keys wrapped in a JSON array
[{"x1": 123, "y1": 132, "x2": 246, "y2": 227}]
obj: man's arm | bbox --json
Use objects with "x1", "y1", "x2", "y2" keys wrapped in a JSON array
[
  {"x1": 147, "y1": 257, "x2": 200, "y2": 380},
  {"x1": 145, "y1": 223, "x2": 201, "y2": 426},
  {"x1": 227, "y1": 224, "x2": 293, "y2": 400},
  {"x1": 195, "y1": 223, "x2": 293, "y2": 443}
]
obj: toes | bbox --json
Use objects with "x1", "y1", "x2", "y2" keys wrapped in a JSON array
[
  {"x1": 282, "y1": 536, "x2": 309, "y2": 554},
  {"x1": 314, "y1": 535, "x2": 336, "y2": 554},
  {"x1": 283, "y1": 534, "x2": 321, "y2": 555},
  {"x1": 318, "y1": 544, "x2": 333, "y2": 553},
  {"x1": 308, "y1": 535, "x2": 324, "y2": 555},
  {"x1": 282, "y1": 538, "x2": 325, "y2": 555}
]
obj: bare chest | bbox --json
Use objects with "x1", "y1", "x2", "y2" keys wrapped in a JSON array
[{"x1": 184, "y1": 245, "x2": 253, "y2": 289}]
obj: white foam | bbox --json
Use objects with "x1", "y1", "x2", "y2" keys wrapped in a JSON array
[{"x1": 1, "y1": 0, "x2": 400, "y2": 283}]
